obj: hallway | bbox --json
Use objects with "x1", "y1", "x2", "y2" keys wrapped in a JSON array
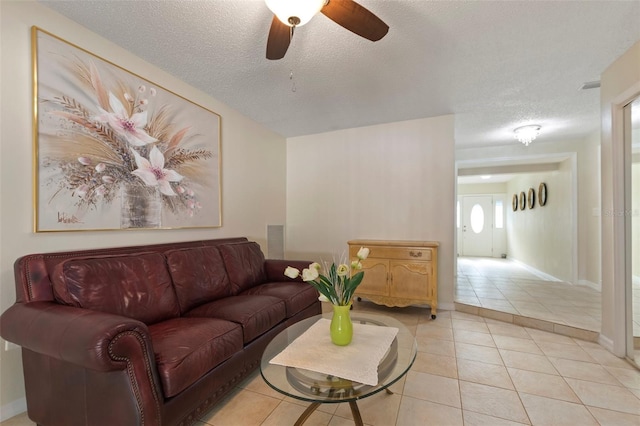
[{"x1": 456, "y1": 257, "x2": 602, "y2": 332}]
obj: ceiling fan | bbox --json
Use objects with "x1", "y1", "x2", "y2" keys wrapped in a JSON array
[{"x1": 265, "y1": 0, "x2": 389, "y2": 60}]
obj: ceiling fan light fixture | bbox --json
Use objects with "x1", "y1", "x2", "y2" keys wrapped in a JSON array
[
  {"x1": 265, "y1": 0, "x2": 326, "y2": 27},
  {"x1": 514, "y1": 125, "x2": 541, "y2": 146}
]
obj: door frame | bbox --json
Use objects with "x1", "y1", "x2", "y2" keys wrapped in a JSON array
[
  {"x1": 459, "y1": 195, "x2": 495, "y2": 257},
  {"x1": 621, "y1": 97, "x2": 640, "y2": 364},
  {"x1": 599, "y1": 43, "x2": 639, "y2": 358}
]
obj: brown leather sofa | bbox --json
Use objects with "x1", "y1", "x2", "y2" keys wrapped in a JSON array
[{"x1": 0, "y1": 237, "x2": 320, "y2": 426}]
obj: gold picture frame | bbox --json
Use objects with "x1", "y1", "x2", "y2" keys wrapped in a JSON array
[{"x1": 33, "y1": 27, "x2": 221, "y2": 232}]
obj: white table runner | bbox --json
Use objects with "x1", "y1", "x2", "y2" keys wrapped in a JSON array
[{"x1": 269, "y1": 318, "x2": 399, "y2": 386}]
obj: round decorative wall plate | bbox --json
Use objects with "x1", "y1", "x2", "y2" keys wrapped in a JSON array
[
  {"x1": 519, "y1": 192, "x2": 526, "y2": 210},
  {"x1": 538, "y1": 183, "x2": 547, "y2": 206},
  {"x1": 528, "y1": 188, "x2": 535, "y2": 209},
  {"x1": 512, "y1": 194, "x2": 518, "y2": 211}
]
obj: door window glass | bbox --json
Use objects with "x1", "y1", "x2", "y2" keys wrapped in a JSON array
[
  {"x1": 470, "y1": 204, "x2": 484, "y2": 234},
  {"x1": 495, "y1": 200, "x2": 504, "y2": 229}
]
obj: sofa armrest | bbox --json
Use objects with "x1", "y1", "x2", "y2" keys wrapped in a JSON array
[
  {"x1": 1, "y1": 301, "x2": 153, "y2": 372},
  {"x1": 264, "y1": 259, "x2": 312, "y2": 282},
  {"x1": 2, "y1": 301, "x2": 164, "y2": 425}
]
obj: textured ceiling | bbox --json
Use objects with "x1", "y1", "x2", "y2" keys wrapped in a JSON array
[{"x1": 39, "y1": 0, "x2": 640, "y2": 148}]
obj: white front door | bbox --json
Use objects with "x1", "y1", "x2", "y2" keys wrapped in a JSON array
[{"x1": 461, "y1": 196, "x2": 493, "y2": 257}]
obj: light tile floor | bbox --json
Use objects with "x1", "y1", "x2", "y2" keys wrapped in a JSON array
[
  {"x1": 3, "y1": 301, "x2": 640, "y2": 426},
  {"x1": 456, "y1": 257, "x2": 604, "y2": 332}
]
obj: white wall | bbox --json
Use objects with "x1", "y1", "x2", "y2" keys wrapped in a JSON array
[
  {"x1": 286, "y1": 115, "x2": 456, "y2": 309},
  {"x1": 580, "y1": 132, "x2": 602, "y2": 288},
  {"x1": 458, "y1": 183, "x2": 507, "y2": 195},
  {"x1": 600, "y1": 40, "x2": 640, "y2": 355},
  {"x1": 506, "y1": 162, "x2": 573, "y2": 282},
  {"x1": 0, "y1": 1, "x2": 287, "y2": 417}
]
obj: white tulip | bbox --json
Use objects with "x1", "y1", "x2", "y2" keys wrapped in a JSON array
[
  {"x1": 302, "y1": 267, "x2": 319, "y2": 282},
  {"x1": 284, "y1": 267, "x2": 300, "y2": 279},
  {"x1": 309, "y1": 262, "x2": 321, "y2": 271},
  {"x1": 357, "y1": 247, "x2": 370, "y2": 260}
]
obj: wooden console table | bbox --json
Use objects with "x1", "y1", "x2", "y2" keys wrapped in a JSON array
[{"x1": 348, "y1": 240, "x2": 439, "y2": 319}]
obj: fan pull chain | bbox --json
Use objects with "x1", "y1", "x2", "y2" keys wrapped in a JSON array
[{"x1": 290, "y1": 70, "x2": 297, "y2": 93}]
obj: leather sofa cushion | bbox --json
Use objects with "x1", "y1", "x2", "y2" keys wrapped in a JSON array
[
  {"x1": 241, "y1": 282, "x2": 319, "y2": 318},
  {"x1": 218, "y1": 242, "x2": 266, "y2": 294},
  {"x1": 186, "y1": 295, "x2": 285, "y2": 343},
  {"x1": 51, "y1": 252, "x2": 180, "y2": 325},
  {"x1": 165, "y1": 246, "x2": 232, "y2": 313},
  {"x1": 149, "y1": 317, "x2": 243, "y2": 398}
]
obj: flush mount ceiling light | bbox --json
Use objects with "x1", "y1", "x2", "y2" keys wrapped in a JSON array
[{"x1": 514, "y1": 125, "x2": 541, "y2": 146}]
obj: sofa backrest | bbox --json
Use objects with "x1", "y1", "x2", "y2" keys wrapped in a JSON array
[
  {"x1": 11, "y1": 238, "x2": 269, "y2": 322},
  {"x1": 13, "y1": 238, "x2": 248, "y2": 304},
  {"x1": 51, "y1": 252, "x2": 180, "y2": 325},
  {"x1": 165, "y1": 246, "x2": 233, "y2": 314},
  {"x1": 218, "y1": 242, "x2": 267, "y2": 294}
]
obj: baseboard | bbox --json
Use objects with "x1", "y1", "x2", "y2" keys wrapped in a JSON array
[
  {"x1": 578, "y1": 279, "x2": 601, "y2": 291},
  {"x1": 511, "y1": 259, "x2": 562, "y2": 282},
  {"x1": 598, "y1": 334, "x2": 615, "y2": 354},
  {"x1": 1, "y1": 397, "x2": 26, "y2": 422},
  {"x1": 438, "y1": 302, "x2": 455, "y2": 311}
]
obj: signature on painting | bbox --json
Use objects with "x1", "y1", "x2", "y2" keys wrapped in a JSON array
[{"x1": 57, "y1": 212, "x2": 82, "y2": 224}]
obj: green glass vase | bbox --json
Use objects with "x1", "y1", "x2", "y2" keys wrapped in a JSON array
[{"x1": 330, "y1": 303, "x2": 353, "y2": 346}]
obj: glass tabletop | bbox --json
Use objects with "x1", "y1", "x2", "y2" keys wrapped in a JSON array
[{"x1": 260, "y1": 312, "x2": 417, "y2": 404}]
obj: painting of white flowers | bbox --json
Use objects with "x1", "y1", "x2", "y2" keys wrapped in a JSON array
[{"x1": 33, "y1": 27, "x2": 221, "y2": 231}]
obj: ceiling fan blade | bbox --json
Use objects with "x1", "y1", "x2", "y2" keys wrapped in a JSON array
[
  {"x1": 321, "y1": 0, "x2": 389, "y2": 42},
  {"x1": 266, "y1": 15, "x2": 292, "y2": 60}
]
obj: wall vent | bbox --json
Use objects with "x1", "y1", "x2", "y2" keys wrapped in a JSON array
[
  {"x1": 267, "y1": 225, "x2": 285, "y2": 259},
  {"x1": 579, "y1": 80, "x2": 601, "y2": 90}
]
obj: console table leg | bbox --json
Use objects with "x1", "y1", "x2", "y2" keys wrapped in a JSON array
[
  {"x1": 349, "y1": 401, "x2": 364, "y2": 426},
  {"x1": 294, "y1": 402, "x2": 321, "y2": 426}
]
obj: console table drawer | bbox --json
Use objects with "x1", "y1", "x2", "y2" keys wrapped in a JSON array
[{"x1": 368, "y1": 247, "x2": 432, "y2": 261}]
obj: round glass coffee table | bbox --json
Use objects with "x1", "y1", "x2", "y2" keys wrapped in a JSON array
[{"x1": 260, "y1": 312, "x2": 417, "y2": 426}]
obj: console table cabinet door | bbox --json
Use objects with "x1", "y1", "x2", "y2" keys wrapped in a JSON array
[
  {"x1": 389, "y1": 261, "x2": 430, "y2": 300},
  {"x1": 358, "y1": 259, "x2": 390, "y2": 296}
]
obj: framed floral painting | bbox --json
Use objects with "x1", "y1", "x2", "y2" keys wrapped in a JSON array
[{"x1": 32, "y1": 27, "x2": 221, "y2": 232}]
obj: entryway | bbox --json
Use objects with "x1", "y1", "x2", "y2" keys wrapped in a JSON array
[{"x1": 460, "y1": 195, "x2": 494, "y2": 257}]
